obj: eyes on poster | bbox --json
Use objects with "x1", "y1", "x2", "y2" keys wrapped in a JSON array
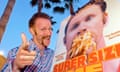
[{"x1": 51, "y1": 0, "x2": 120, "y2": 72}]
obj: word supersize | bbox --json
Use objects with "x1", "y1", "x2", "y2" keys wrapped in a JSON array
[{"x1": 54, "y1": 43, "x2": 120, "y2": 72}]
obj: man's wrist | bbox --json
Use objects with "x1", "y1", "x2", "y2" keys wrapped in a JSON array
[{"x1": 12, "y1": 59, "x2": 20, "y2": 72}]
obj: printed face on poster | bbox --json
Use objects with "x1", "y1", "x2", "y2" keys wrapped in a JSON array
[{"x1": 51, "y1": 0, "x2": 120, "y2": 72}]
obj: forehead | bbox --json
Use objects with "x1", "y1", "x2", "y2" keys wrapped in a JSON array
[
  {"x1": 34, "y1": 18, "x2": 51, "y2": 27},
  {"x1": 70, "y1": 4, "x2": 102, "y2": 23}
]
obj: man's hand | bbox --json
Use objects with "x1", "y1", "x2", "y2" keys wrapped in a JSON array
[{"x1": 13, "y1": 33, "x2": 36, "y2": 71}]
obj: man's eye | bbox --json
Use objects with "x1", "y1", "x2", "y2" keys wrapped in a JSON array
[
  {"x1": 85, "y1": 15, "x2": 93, "y2": 22},
  {"x1": 40, "y1": 28, "x2": 46, "y2": 31},
  {"x1": 71, "y1": 23, "x2": 79, "y2": 31},
  {"x1": 40, "y1": 28, "x2": 53, "y2": 31}
]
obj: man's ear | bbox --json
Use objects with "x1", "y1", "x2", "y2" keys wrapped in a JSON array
[
  {"x1": 103, "y1": 12, "x2": 108, "y2": 24},
  {"x1": 63, "y1": 36, "x2": 66, "y2": 44},
  {"x1": 29, "y1": 28, "x2": 35, "y2": 36}
]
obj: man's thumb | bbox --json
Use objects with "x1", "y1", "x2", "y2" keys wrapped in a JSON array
[{"x1": 21, "y1": 33, "x2": 29, "y2": 50}]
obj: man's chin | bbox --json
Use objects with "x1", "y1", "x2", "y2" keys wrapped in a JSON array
[{"x1": 43, "y1": 42, "x2": 50, "y2": 48}]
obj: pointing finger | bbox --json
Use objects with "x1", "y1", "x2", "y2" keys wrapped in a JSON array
[
  {"x1": 21, "y1": 33, "x2": 29, "y2": 50},
  {"x1": 21, "y1": 33, "x2": 28, "y2": 44}
]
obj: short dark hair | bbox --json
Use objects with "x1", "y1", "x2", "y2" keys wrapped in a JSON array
[
  {"x1": 76, "y1": 0, "x2": 107, "y2": 13},
  {"x1": 65, "y1": 0, "x2": 107, "y2": 35},
  {"x1": 29, "y1": 12, "x2": 51, "y2": 28}
]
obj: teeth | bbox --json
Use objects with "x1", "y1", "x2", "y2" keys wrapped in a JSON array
[
  {"x1": 68, "y1": 30, "x2": 96, "y2": 58},
  {"x1": 43, "y1": 36, "x2": 50, "y2": 40}
]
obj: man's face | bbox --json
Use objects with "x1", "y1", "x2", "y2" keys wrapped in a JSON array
[
  {"x1": 65, "y1": 4, "x2": 106, "y2": 54},
  {"x1": 32, "y1": 18, "x2": 52, "y2": 47}
]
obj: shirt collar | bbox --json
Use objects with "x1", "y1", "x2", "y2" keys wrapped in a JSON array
[{"x1": 28, "y1": 39, "x2": 50, "y2": 54}]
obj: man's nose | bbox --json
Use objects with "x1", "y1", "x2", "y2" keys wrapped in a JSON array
[
  {"x1": 46, "y1": 29, "x2": 52, "y2": 36},
  {"x1": 77, "y1": 29, "x2": 86, "y2": 35},
  {"x1": 77, "y1": 21, "x2": 87, "y2": 34},
  {"x1": 78, "y1": 21, "x2": 87, "y2": 30}
]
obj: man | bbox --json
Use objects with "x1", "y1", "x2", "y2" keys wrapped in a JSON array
[
  {"x1": 64, "y1": 0, "x2": 120, "y2": 72},
  {"x1": 64, "y1": 0, "x2": 107, "y2": 59},
  {"x1": 1, "y1": 12, "x2": 54, "y2": 72}
]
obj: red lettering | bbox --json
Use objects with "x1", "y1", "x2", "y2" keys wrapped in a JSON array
[
  {"x1": 98, "y1": 49, "x2": 104, "y2": 61},
  {"x1": 53, "y1": 64, "x2": 59, "y2": 72},
  {"x1": 65, "y1": 60, "x2": 71, "y2": 70},
  {"x1": 104, "y1": 46, "x2": 116, "y2": 60},
  {"x1": 88, "y1": 51, "x2": 98, "y2": 64},
  {"x1": 115, "y1": 43, "x2": 120, "y2": 57},
  {"x1": 78, "y1": 55, "x2": 86, "y2": 67},
  {"x1": 71, "y1": 57, "x2": 77, "y2": 69}
]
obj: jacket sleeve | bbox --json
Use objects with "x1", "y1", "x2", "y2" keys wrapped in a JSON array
[{"x1": 1, "y1": 47, "x2": 18, "y2": 72}]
